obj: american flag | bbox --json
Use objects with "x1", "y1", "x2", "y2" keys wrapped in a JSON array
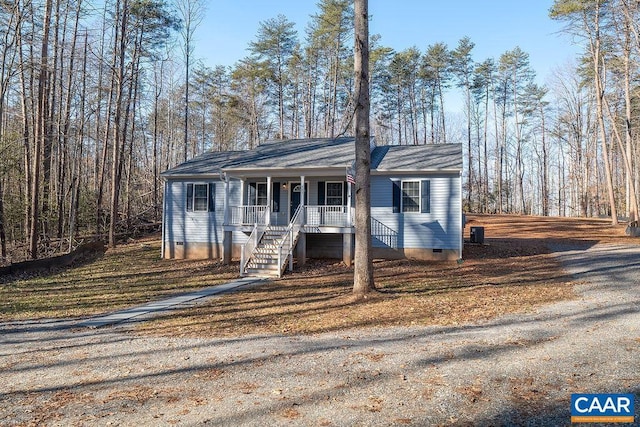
[
  {"x1": 346, "y1": 165, "x2": 355, "y2": 184},
  {"x1": 347, "y1": 173, "x2": 355, "y2": 184}
]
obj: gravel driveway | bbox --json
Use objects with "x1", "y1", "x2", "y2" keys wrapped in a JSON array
[{"x1": 1, "y1": 243, "x2": 639, "y2": 426}]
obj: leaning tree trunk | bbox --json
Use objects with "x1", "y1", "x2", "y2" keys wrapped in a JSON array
[
  {"x1": 353, "y1": 0, "x2": 375, "y2": 297},
  {"x1": 591, "y1": 3, "x2": 618, "y2": 225}
]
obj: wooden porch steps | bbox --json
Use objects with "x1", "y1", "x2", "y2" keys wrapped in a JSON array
[{"x1": 243, "y1": 227, "x2": 288, "y2": 277}]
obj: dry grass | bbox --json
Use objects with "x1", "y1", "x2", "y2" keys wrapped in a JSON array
[
  {"x1": 2, "y1": 214, "x2": 633, "y2": 335},
  {"x1": 137, "y1": 247, "x2": 572, "y2": 337},
  {"x1": 0, "y1": 238, "x2": 237, "y2": 320}
]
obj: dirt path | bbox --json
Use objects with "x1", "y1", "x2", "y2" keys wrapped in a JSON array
[{"x1": 1, "y1": 243, "x2": 639, "y2": 426}]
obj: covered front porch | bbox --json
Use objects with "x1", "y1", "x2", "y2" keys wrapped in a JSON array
[
  {"x1": 222, "y1": 174, "x2": 354, "y2": 228},
  {"x1": 228, "y1": 204, "x2": 354, "y2": 230},
  {"x1": 219, "y1": 173, "x2": 356, "y2": 275}
]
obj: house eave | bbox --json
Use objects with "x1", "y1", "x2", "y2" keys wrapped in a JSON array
[
  {"x1": 221, "y1": 166, "x2": 351, "y2": 179},
  {"x1": 372, "y1": 168, "x2": 462, "y2": 175},
  {"x1": 160, "y1": 173, "x2": 222, "y2": 181},
  {"x1": 162, "y1": 168, "x2": 462, "y2": 180}
]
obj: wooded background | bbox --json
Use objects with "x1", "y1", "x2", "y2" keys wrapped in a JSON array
[{"x1": 0, "y1": 0, "x2": 637, "y2": 262}]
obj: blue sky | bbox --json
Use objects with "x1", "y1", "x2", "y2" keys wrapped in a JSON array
[{"x1": 193, "y1": 1, "x2": 580, "y2": 84}]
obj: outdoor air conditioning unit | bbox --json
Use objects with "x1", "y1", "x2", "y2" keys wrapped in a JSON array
[{"x1": 470, "y1": 226, "x2": 484, "y2": 244}]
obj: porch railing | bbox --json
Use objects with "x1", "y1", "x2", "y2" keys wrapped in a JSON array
[
  {"x1": 304, "y1": 205, "x2": 353, "y2": 227},
  {"x1": 371, "y1": 217, "x2": 398, "y2": 249},
  {"x1": 277, "y1": 204, "x2": 304, "y2": 277},
  {"x1": 229, "y1": 205, "x2": 354, "y2": 227},
  {"x1": 239, "y1": 209, "x2": 270, "y2": 276},
  {"x1": 230, "y1": 205, "x2": 269, "y2": 225}
]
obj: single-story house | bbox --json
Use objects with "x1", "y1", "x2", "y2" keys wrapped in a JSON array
[{"x1": 160, "y1": 137, "x2": 463, "y2": 277}]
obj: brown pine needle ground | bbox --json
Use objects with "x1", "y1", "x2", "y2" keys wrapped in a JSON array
[
  {"x1": 136, "y1": 214, "x2": 630, "y2": 337},
  {"x1": 1, "y1": 214, "x2": 631, "y2": 337}
]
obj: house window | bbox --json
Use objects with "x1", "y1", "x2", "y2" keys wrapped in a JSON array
[
  {"x1": 326, "y1": 182, "x2": 344, "y2": 206},
  {"x1": 256, "y1": 183, "x2": 268, "y2": 206},
  {"x1": 394, "y1": 180, "x2": 430, "y2": 213},
  {"x1": 186, "y1": 183, "x2": 215, "y2": 212},
  {"x1": 248, "y1": 182, "x2": 268, "y2": 206},
  {"x1": 402, "y1": 181, "x2": 420, "y2": 212}
]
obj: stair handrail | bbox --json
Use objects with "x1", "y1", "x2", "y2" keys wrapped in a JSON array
[
  {"x1": 277, "y1": 205, "x2": 304, "y2": 277},
  {"x1": 240, "y1": 209, "x2": 270, "y2": 276}
]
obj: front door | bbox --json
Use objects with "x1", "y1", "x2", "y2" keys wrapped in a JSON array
[{"x1": 289, "y1": 182, "x2": 308, "y2": 219}]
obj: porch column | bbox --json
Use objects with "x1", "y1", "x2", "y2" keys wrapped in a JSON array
[
  {"x1": 296, "y1": 233, "x2": 306, "y2": 267},
  {"x1": 222, "y1": 231, "x2": 233, "y2": 264},
  {"x1": 297, "y1": 175, "x2": 306, "y2": 266},
  {"x1": 223, "y1": 174, "x2": 230, "y2": 226},
  {"x1": 222, "y1": 174, "x2": 232, "y2": 264},
  {"x1": 343, "y1": 233, "x2": 353, "y2": 266},
  {"x1": 266, "y1": 175, "x2": 272, "y2": 225},
  {"x1": 347, "y1": 181, "x2": 353, "y2": 226}
]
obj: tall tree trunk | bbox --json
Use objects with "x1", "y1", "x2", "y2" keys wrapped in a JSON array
[
  {"x1": 483, "y1": 83, "x2": 490, "y2": 213},
  {"x1": 108, "y1": 0, "x2": 129, "y2": 248},
  {"x1": 125, "y1": 49, "x2": 142, "y2": 230},
  {"x1": 0, "y1": 0, "x2": 20, "y2": 260},
  {"x1": 184, "y1": 54, "x2": 189, "y2": 161},
  {"x1": 0, "y1": 179, "x2": 6, "y2": 259},
  {"x1": 330, "y1": 34, "x2": 341, "y2": 138},
  {"x1": 353, "y1": 0, "x2": 374, "y2": 297},
  {"x1": 512, "y1": 67, "x2": 525, "y2": 214},
  {"x1": 18, "y1": 12, "x2": 33, "y2": 242},
  {"x1": 540, "y1": 103, "x2": 549, "y2": 216},
  {"x1": 602, "y1": 94, "x2": 638, "y2": 222},
  {"x1": 69, "y1": 31, "x2": 89, "y2": 252},
  {"x1": 591, "y1": 2, "x2": 618, "y2": 225},
  {"x1": 96, "y1": 3, "x2": 112, "y2": 235},
  {"x1": 153, "y1": 61, "x2": 164, "y2": 221},
  {"x1": 41, "y1": 0, "x2": 62, "y2": 240},
  {"x1": 437, "y1": 79, "x2": 446, "y2": 143},
  {"x1": 465, "y1": 82, "x2": 472, "y2": 209},
  {"x1": 56, "y1": 0, "x2": 81, "y2": 239},
  {"x1": 622, "y1": 18, "x2": 638, "y2": 222},
  {"x1": 178, "y1": 0, "x2": 205, "y2": 157},
  {"x1": 29, "y1": 0, "x2": 54, "y2": 259}
]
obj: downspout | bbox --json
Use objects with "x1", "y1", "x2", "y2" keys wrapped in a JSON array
[
  {"x1": 300, "y1": 175, "x2": 306, "y2": 222},
  {"x1": 266, "y1": 175, "x2": 272, "y2": 226},
  {"x1": 459, "y1": 171, "x2": 463, "y2": 260},
  {"x1": 160, "y1": 178, "x2": 167, "y2": 258}
]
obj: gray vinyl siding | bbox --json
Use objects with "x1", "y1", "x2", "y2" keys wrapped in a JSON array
[
  {"x1": 163, "y1": 178, "x2": 247, "y2": 246},
  {"x1": 370, "y1": 173, "x2": 461, "y2": 250}
]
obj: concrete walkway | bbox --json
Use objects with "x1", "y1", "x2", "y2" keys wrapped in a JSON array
[{"x1": 78, "y1": 277, "x2": 265, "y2": 329}]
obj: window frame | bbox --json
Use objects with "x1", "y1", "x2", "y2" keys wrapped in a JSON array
[
  {"x1": 248, "y1": 182, "x2": 268, "y2": 206},
  {"x1": 186, "y1": 182, "x2": 215, "y2": 212},
  {"x1": 325, "y1": 181, "x2": 344, "y2": 206},
  {"x1": 193, "y1": 183, "x2": 209, "y2": 211},
  {"x1": 401, "y1": 180, "x2": 421, "y2": 213},
  {"x1": 256, "y1": 182, "x2": 268, "y2": 206},
  {"x1": 393, "y1": 179, "x2": 430, "y2": 214}
]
